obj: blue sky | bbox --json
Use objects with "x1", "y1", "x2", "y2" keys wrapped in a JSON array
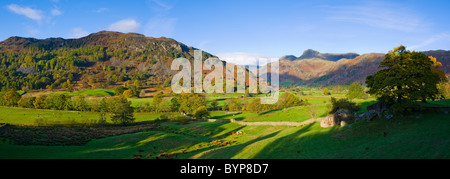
[{"x1": 1, "y1": 0, "x2": 450, "y2": 65}]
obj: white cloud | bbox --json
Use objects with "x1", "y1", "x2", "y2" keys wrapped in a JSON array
[
  {"x1": 107, "y1": 19, "x2": 141, "y2": 32},
  {"x1": 216, "y1": 52, "x2": 279, "y2": 66},
  {"x1": 326, "y1": 2, "x2": 423, "y2": 32},
  {"x1": 7, "y1": 4, "x2": 44, "y2": 22},
  {"x1": 68, "y1": 28, "x2": 89, "y2": 39}
]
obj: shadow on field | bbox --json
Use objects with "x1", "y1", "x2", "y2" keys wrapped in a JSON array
[
  {"x1": 210, "y1": 112, "x2": 241, "y2": 120},
  {"x1": 196, "y1": 131, "x2": 281, "y2": 159},
  {"x1": 252, "y1": 123, "x2": 340, "y2": 159},
  {"x1": 357, "y1": 100, "x2": 378, "y2": 113},
  {"x1": 258, "y1": 108, "x2": 283, "y2": 115},
  {"x1": 105, "y1": 91, "x2": 115, "y2": 96}
]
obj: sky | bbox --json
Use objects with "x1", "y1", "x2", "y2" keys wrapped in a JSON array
[{"x1": 1, "y1": 0, "x2": 450, "y2": 65}]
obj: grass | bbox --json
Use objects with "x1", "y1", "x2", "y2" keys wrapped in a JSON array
[
  {"x1": 194, "y1": 112, "x2": 450, "y2": 159},
  {"x1": 242, "y1": 105, "x2": 329, "y2": 122},
  {"x1": 1, "y1": 89, "x2": 448, "y2": 159},
  {"x1": 127, "y1": 97, "x2": 155, "y2": 107},
  {"x1": 0, "y1": 106, "x2": 174, "y2": 125},
  {"x1": 1, "y1": 112, "x2": 449, "y2": 159},
  {"x1": 60, "y1": 89, "x2": 115, "y2": 97},
  {"x1": 421, "y1": 99, "x2": 450, "y2": 107},
  {"x1": 0, "y1": 106, "x2": 101, "y2": 125}
]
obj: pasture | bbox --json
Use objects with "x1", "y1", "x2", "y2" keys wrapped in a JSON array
[{"x1": 1, "y1": 89, "x2": 449, "y2": 159}]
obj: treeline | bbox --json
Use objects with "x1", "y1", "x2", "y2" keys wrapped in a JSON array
[
  {"x1": 220, "y1": 92, "x2": 309, "y2": 113},
  {"x1": 2, "y1": 91, "x2": 132, "y2": 113},
  {"x1": 0, "y1": 46, "x2": 106, "y2": 91},
  {"x1": 0, "y1": 88, "x2": 134, "y2": 124},
  {"x1": 137, "y1": 92, "x2": 209, "y2": 119}
]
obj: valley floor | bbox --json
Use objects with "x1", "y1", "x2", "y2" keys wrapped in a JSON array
[
  {"x1": 1, "y1": 112, "x2": 449, "y2": 159},
  {"x1": 1, "y1": 91, "x2": 449, "y2": 159}
]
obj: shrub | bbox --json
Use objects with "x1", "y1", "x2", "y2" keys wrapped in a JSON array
[
  {"x1": 123, "y1": 89, "x2": 134, "y2": 98},
  {"x1": 346, "y1": 82, "x2": 366, "y2": 100},
  {"x1": 226, "y1": 98, "x2": 242, "y2": 111},
  {"x1": 307, "y1": 105, "x2": 318, "y2": 119},
  {"x1": 193, "y1": 106, "x2": 210, "y2": 119},
  {"x1": 108, "y1": 96, "x2": 135, "y2": 125},
  {"x1": 114, "y1": 86, "x2": 126, "y2": 96},
  {"x1": 156, "y1": 114, "x2": 169, "y2": 122},
  {"x1": 323, "y1": 88, "x2": 331, "y2": 95},
  {"x1": 74, "y1": 95, "x2": 90, "y2": 111},
  {"x1": 3, "y1": 88, "x2": 21, "y2": 107},
  {"x1": 329, "y1": 97, "x2": 360, "y2": 114},
  {"x1": 18, "y1": 97, "x2": 36, "y2": 108}
]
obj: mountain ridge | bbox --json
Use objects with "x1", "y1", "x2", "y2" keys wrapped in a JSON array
[
  {"x1": 0, "y1": 31, "x2": 220, "y2": 91},
  {"x1": 265, "y1": 50, "x2": 450, "y2": 86},
  {"x1": 1, "y1": 32, "x2": 449, "y2": 90},
  {"x1": 280, "y1": 49, "x2": 360, "y2": 62}
]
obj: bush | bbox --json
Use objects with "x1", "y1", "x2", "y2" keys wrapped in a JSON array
[
  {"x1": 123, "y1": 89, "x2": 135, "y2": 98},
  {"x1": 391, "y1": 100, "x2": 423, "y2": 114},
  {"x1": 307, "y1": 105, "x2": 318, "y2": 119},
  {"x1": 193, "y1": 106, "x2": 210, "y2": 119},
  {"x1": 329, "y1": 97, "x2": 360, "y2": 114},
  {"x1": 3, "y1": 88, "x2": 21, "y2": 107},
  {"x1": 346, "y1": 82, "x2": 366, "y2": 100},
  {"x1": 108, "y1": 96, "x2": 135, "y2": 125},
  {"x1": 156, "y1": 114, "x2": 169, "y2": 122},
  {"x1": 44, "y1": 94, "x2": 73, "y2": 110},
  {"x1": 276, "y1": 92, "x2": 305, "y2": 109},
  {"x1": 114, "y1": 86, "x2": 126, "y2": 96},
  {"x1": 18, "y1": 97, "x2": 36, "y2": 108}
]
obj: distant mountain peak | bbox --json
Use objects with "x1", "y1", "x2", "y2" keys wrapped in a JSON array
[
  {"x1": 279, "y1": 55, "x2": 297, "y2": 61},
  {"x1": 299, "y1": 49, "x2": 321, "y2": 59},
  {"x1": 293, "y1": 49, "x2": 360, "y2": 62}
]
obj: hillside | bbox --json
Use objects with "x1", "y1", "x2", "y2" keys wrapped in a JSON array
[
  {"x1": 0, "y1": 31, "x2": 217, "y2": 91},
  {"x1": 267, "y1": 49, "x2": 450, "y2": 86}
]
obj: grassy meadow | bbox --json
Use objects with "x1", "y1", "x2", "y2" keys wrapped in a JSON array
[
  {"x1": 1, "y1": 112, "x2": 449, "y2": 159},
  {"x1": 0, "y1": 88, "x2": 449, "y2": 159}
]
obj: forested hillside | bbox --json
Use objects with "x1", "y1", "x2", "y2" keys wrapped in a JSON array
[{"x1": 0, "y1": 31, "x2": 215, "y2": 92}]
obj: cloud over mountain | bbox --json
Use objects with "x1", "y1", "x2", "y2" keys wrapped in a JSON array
[{"x1": 107, "y1": 19, "x2": 141, "y2": 33}]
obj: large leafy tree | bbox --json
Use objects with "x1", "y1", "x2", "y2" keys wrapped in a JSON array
[
  {"x1": 3, "y1": 88, "x2": 21, "y2": 107},
  {"x1": 366, "y1": 45, "x2": 448, "y2": 108},
  {"x1": 346, "y1": 82, "x2": 365, "y2": 100},
  {"x1": 109, "y1": 96, "x2": 135, "y2": 125},
  {"x1": 177, "y1": 92, "x2": 207, "y2": 114},
  {"x1": 193, "y1": 106, "x2": 210, "y2": 119}
]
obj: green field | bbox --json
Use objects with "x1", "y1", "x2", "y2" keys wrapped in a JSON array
[
  {"x1": 0, "y1": 107, "x2": 170, "y2": 125},
  {"x1": 1, "y1": 91, "x2": 449, "y2": 159},
  {"x1": 0, "y1": 106, "x2": 101, "y2": 125},
  {"x1": 1, "y1": 112, "x2": 449, "y2": 159},
  {"x1": 61, "y1": 89, "x2": 116, "y2": 97}
]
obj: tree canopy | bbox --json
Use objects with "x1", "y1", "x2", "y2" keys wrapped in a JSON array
[
  {"x1": 366, "y1": 45, "x2": 448, "y2": 112},
  {"x1": 346, "y1": 82, "x2": 366, "y2": 100},
  {"x1": 108, "y1": 96, "x2": 135, "y2": 125}
]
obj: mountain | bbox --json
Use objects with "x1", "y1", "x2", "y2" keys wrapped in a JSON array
[
  {"x1": 263, "y1": 49, "x2": 450, "y2": 87},
  {"x1": 0, "y1": 31, "x2": 218, "y2": 91},
  {"x1": 280, "y1": 49, "x2": 360, "y2": 62},
  {"x1": 422, "y1": 50, "x2": 450, "y2": 75}
]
